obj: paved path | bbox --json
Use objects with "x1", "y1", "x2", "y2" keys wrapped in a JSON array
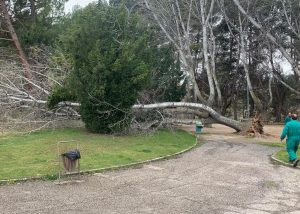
[{"x1": 1, "y1": 135, "x2": 300, "y2": 214}]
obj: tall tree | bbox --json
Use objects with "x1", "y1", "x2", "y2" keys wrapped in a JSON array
[{"x1": 0, "y1": 0, "x2": 32, "y2": 82}]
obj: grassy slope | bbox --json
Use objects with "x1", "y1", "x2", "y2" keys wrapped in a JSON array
[{"x1": 0, "y1": 128, "x2": 195, "y2": 180}]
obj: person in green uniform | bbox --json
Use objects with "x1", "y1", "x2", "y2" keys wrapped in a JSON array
[
  {"x1": 284, "y1": 112, "x2": 292, "y2": 125},
  {"x1": 280, "y1": 114, "x2": 300, "y2": 167}
]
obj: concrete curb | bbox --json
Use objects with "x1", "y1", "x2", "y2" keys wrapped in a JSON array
[
  {"x1": 271, "y1": 151, "x2": 300, "y2": 169},
  {"x1": 0, "y1": 137, "x2": 201, "y2": 186}
]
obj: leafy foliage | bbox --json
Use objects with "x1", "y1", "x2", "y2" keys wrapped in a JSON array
[
  {"x1": 47, "y1": 86, "x2": 77, "y2": 109},
  {"x1": 12, "y1": 0, "x2": 66, "y2": 47},
  {"x1": 60, "y1": 3, "x2": 151, "y2": 133},
  {"x1": 141, "y1": 44, "x2": 186, "y2": 103}
]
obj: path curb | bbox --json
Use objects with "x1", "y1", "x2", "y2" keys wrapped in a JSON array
[
  {"x1": 0, "y1": 136, "x2": 202, "y2": 186},
  {"x1": 271, "y1": 151, "x2": 300, "y2": 169}
]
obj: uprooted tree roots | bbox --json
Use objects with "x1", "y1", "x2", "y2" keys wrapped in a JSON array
[{"x1": 245, "y1": 114, "x2": 264, "y2": 136}]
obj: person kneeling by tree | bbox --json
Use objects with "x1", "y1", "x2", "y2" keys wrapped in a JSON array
[{"x1": 280, "y1": 114, "x2": 300, "y2": 167}]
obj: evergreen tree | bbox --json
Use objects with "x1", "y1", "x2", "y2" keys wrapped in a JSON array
[
  {"x1": 144, "y1": 44, "x2": 186, "y2": 103},
  {"x1": 12, "y1": 0, "x2": 66, "y2": 47},
  {"x1": 58, "y1": 3, "x2": 150, "y2": 133}
]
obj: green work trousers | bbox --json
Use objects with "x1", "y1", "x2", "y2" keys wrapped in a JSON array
[{"x1": 286, "y1": 138, "x2": 300, "y2": 161}]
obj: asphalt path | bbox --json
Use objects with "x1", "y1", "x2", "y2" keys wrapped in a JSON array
[{"x1": 1, "y1": 134, "x2": 300, "y2": 214}]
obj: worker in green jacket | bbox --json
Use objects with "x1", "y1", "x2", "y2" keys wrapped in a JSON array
[
  {"x1": 280, "y1": 114, "x2": 300, "y2": 167},
  {"x1": 284, "y1": 112, "x2": 292, "y2": 124}
]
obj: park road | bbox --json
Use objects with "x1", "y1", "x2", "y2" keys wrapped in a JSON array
[{"x1": 1, "y1": 134, "x2": 300, "y2": 213}]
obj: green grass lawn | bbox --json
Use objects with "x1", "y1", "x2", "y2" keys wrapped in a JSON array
[
  {"x1": 259, "y1": 141, "x2": 300, "y2": 164},
  {"x1": 257, "y1": 142, "x2": 284, "y2": 148},
  {"x1": 275, "y1": 149, "x2": 300, "y2": 163},
  {"x1": 0, "y1": 128, "x2": 195, "y2": 180}
]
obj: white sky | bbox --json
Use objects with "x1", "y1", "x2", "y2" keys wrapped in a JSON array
[
  {"x1": 65, "y1": 0, "x2": 97, "y2": 13},
  {"x1": 274, "y1": 50, "x2": 293, "y2": 75}
]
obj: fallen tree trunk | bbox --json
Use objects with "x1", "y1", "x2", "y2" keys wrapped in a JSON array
[
  {"x1": 163, "y1": 108, "x2": 210, "y2": 118},
  {"x1": 133, "y1": 102, "x2": 242, "y2": 132},
  {"x1": 5, "y1": 96, "x2": 243, "y2": 132}
]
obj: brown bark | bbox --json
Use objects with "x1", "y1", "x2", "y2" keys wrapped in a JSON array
[
  {"x1": 0, "y1": 0, "x2": 32, "y2": 83},
  {"x1": 246, "y1": 113, "x2": 264, "y2": 136}
]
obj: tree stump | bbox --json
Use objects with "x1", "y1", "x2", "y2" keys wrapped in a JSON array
[{"x1": 246, "y1": 113, "x2": 264, "y2": 136}]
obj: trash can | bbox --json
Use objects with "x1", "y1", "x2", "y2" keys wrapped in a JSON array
[
  {"x1": 61, "y1": 149, "x2": 81, "y2": 172},
  {"x1": 195, "y1": 120, "x2": 203, "y2": 134}
]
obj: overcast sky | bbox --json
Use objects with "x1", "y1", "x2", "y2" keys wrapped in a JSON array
[{"x1": 65, "y1": 0, "x2": 96, "y2": 13}]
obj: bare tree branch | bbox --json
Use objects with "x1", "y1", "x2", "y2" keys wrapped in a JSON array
[{"x1": 231, "y1": 0, "x2": 300, "y2": 77}]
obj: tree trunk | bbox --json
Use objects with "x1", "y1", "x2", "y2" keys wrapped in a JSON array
[
  {"x1": 269, "y1": 47, "x2": 300, "y2": 96},
  {"x1": 209, "y1": 23, "x2": 222, "y2": 106},
  {"x1": 233, "y1": 94, "x2": 238, "y2": 120},
  {"x1": 232, "y1": 0, "x2": 300, "y2": 77},
  {"x1": 200, "y1": 0, "x2": 215, "y2": 106},
  {"x1": 29, "y1": 0, "x2": 37, "y2": 21},
  {"x1": 238, "y1": 14, "x2": 263, "y2": 112},
  {"x1": 268, "y1": 75, "x2": 273, "y2": 107},
  {"x1": 0, "y1": 0, "x2": 32, "y2": 83},
  {"x1": 133, "y1": 102, "x2": 242, "y2": 132}
]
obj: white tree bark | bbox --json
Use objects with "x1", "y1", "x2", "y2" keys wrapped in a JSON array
[
  {"x1": 268, "y1": 75, "x2": 273, "y2": 106},
  {"x1": 133, "y1": 102, "x2": 242, "y2": 131},
  {"x1": 220, "y1": 0, "x2": 300, "y2": 96},
  {"x1": 200, "y1": 0, "x2": 215, "y2": 105},
  {"x1": 280, "y1": 0, "x2": 300, "y2": 41},
  {"x1": 232, "y1": 0, "x2": 300, "y2": 77},
  {"x1": 208, "y1": 22, "x2": 222, "y2": 106},
  {"x1": 0, "y1": 48, "x2": 75, "y2": 133},
  {"x1": 267, "y1": 50, "x2": 300, "y2": 96},
  {"x1": 238, "y1": 14, "x2": 263, "y2": 112},
  {"x1": 143, "y1": 0, "x2": 218, "y2": 105}
]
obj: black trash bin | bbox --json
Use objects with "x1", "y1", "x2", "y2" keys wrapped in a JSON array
[{"x1": 61, "y1": 149, "x2": 81, "y2": 172}]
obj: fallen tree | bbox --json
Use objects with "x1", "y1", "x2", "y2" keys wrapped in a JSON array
[
  {"x1": 3, "y1": 91, "x2": 244, "y2": 132},
  {"x1": 0, "y1": 61, "x2": 243, "y2": 133},
  {"x1": 0, "y1": 57, "x2": 244, "y2": 133},
  {"x1": 133, "y1": 102, "x2": 242, "y2": 132}
]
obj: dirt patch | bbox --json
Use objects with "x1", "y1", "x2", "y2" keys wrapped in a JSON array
[{"x1": 178, "y1": 123, "x2": 283, "y2": 144}]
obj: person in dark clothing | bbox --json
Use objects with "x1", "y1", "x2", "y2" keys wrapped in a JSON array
[{"x1": 280, "y1": 114, "x2": 300, "y2": 167}]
